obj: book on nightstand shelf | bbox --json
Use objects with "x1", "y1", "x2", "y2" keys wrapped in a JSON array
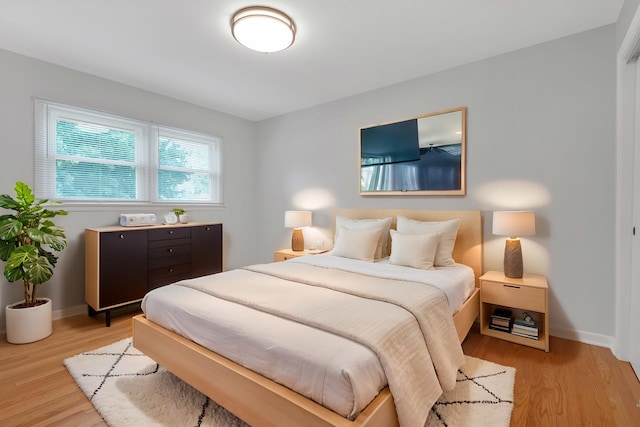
[
  {"x1": 489, "y1": 308, "x2": 513, "y2": 332},
  {"x1": 511, "y1": 314, "x2": 539, "y2": 339}
]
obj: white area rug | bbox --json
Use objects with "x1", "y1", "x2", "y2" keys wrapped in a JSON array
[{"x1": 65, "y1": 338, "x2": 515, "y2": 427}]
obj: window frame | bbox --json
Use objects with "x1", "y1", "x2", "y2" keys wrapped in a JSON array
[{"x1": 34, "y1": 99, "x2": 223, "y2": 208}]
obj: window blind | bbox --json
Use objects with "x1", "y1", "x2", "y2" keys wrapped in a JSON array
[{"x1": 34, "y1": 99, "x2": 222, "y2": 205}]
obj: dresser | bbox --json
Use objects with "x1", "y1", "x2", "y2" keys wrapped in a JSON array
[{"x1": 85, "y1": 222, "x2": 222, "y2": 326}]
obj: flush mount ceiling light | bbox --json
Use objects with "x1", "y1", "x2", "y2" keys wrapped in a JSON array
[{"x1": 231, "y1": 6, "x2": 296, "y2": 53}]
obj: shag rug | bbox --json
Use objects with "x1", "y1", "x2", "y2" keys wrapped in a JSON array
[{"x1": 64, "y1": 338, "x2": 515, "y2": 427}]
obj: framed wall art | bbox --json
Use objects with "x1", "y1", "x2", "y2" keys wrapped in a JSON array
[{"x1": 359, "y1": 106, "x2": 466, "y2": 196}]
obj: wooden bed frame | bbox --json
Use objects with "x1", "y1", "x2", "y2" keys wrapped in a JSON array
[{"x1": 133, "y1": 209, "x2": 483, "y2": 427}]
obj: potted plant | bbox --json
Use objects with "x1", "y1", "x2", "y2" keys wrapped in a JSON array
[
  {"x1": 172, "y1": 207, "x2": 188, "y2": 224},
  {"x1": 0, "y1": 182, "x2": 67, "y2": 344}
]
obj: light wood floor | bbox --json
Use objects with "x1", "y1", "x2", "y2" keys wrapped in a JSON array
[
  {"x1": 1, "y1": 311, "x2": 639, "y2": 427},
  {"x1": 462, "y1": 327, "x2": 640, "y2": 426}
]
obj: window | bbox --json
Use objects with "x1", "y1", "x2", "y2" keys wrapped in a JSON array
[{"x1": 34, "y1": 100, "x2": 222, "y2": 205}]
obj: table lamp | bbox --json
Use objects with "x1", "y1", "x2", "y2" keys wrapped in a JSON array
[
  {"x1": 285, "y1": 210, "x2": 312, "y2": 251},
  {"x1": 492, "y1": 211, "x2": 536, "y2": 278}
]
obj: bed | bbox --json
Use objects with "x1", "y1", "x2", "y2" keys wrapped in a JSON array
[{"x1": 132, "y1": 209, "x2": 482, "y2": 427}]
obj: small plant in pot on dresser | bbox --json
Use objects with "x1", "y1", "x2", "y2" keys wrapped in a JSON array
[
  {"x1": 0, "y1": 182, "x2": 67, "y2": 344},
  {"x1": 172, "y1": 207, "x2": 188, "y2": 224}
]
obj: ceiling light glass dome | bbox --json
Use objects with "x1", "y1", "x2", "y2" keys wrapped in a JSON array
[{"x1": 231, "y1": 6, "x2": 296, "y2": 53}]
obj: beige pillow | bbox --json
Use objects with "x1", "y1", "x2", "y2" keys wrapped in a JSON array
[
  {"x1": 396, "y1": 216, "x2": 460, "y2": 266},
  {"x1": 389, "y1": 230, "x2": 440, "y2": 270},
  {"x1": 334, "y1": 216, "x2": 392, "y2": 258},
  {"x1": 330, "y1": 226, "x2": 384, "y2": 262}
]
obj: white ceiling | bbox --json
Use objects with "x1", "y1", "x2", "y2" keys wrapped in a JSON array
[{"x1": 0, "y1": 1, "x2": 624, "y2": 121}]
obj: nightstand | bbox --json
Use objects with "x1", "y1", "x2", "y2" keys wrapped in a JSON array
[
  {"x1": 274, "y1": 248, "x2": 328, "y2": 262},
  {"x1": 479, "y1": 271, "x2": 549, "y2": 352}
]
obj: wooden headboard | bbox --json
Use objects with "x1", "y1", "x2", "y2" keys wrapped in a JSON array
[{"x1": 333, "y1": 209, "x2": 483, "y2": 285}]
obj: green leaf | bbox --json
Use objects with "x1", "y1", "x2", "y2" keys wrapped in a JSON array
[
  {"x1": 26, "y1": 228, "x2": 67, "y2": 251},
  {"x1": 40, "y1": 249, "x2": 59, "y2": 268},
  {"x1": 0, "y1": 240, "x2": 16, "y2": 262},
  {"x1": 23, "y1": 255, "x2": 53, "y2": 284},
  {"x1": 4, "y1": 246, "x2": 36, "y2": 283},
  {"x1": 0, "y1": 194, "x2": 20, "y2": 210},
  {"x1": 0, "y1": 218, "x2": 23, "y2": 240},
  {"x1": 14, "y1": 181, "x2": 35, "y2": 207},
  {"x1": 6, "y1": 245, "x2": 38, "y2": 268},
  {"x1": 41, "y1": 209, "x2": 68, "y2": 218},
  {"x1": 4, "y1": 265, "x2": 24, "y2": 282}
]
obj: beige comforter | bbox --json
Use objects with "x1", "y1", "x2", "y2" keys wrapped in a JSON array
[{"x1": 177, "y1": 261, "x2": 464, "y2": 427}]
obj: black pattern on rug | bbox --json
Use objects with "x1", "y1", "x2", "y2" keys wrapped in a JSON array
[
  {"x1": 429, "y1": 367, "x2": 514, "y2": 427},
  {"x1": 80, "y1": 341, "x2": 158, "y2": 400}
]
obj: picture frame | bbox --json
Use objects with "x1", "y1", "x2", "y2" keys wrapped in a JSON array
[{"x1": 359, "y1": 106, "x2": 467, "y2": 196}]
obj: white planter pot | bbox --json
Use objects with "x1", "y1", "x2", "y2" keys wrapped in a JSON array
[
  {"x1": 179, "y1": 214, "x2": 189, "y2": 224},
  {"x1": 5, "y1": 298, "x2": 53, "y2": 344}
]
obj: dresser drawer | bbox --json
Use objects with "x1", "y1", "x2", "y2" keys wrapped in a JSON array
[
  {"x1": 482, "y1": 280, "x2": 546, "y2": 312},
  {"x1": 148, "y1": 253, "x2": 190, "y2": 270},
  {"x1": 148, "y1": 244, "x2": 191, "y2": 259},
  {"x1": 148, "y1": 237, "x2": 190, "y2": 249},
  {"x1": 148, "y1": 262, "x2": 191, "y2": 283},
  {"x1": 148, "y1": 227, "x2": 190, "y2": 241}
]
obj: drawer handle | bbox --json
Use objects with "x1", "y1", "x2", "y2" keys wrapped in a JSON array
[
  {"x1": 206, "y1": 227, "x2": 210, "y2": 231},
  {"x1": 169, "y1": 230, "x2": 174, "y2": 234},
  {"x1": 169, "y1": 268, "x2": 174, "y2": 272},
  {"x1": 168, "y1": 248, "x2": 173, "y2": 253},
  {"x1": 120, "y1": 234, "x2": 124, "y2": 239},
  {"x1": 504, "y1": 284, "x2": 520, "y2": 289}
]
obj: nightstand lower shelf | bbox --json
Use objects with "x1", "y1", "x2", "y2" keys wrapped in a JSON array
[{"x1": 480, "y1": 320, "x2": 547, "y2": 351}]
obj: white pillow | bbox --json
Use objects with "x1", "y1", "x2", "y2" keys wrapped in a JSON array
[
  {"x1": 396, "y1": 216, "x2": 460, "y2": 267},
  {"x1": 389, "y1": 230, "x2": 440, "y2": 270},
  {"x1": 330, "y1": 226, "x2": 384, "y2": 262},
  {"x1": 334, "y1": 216, "x2": 392, "y2": 258}
]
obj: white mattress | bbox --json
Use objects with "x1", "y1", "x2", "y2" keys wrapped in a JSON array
[{"x1": 141, "y1": 255, "x2": 474, "y2": 420}]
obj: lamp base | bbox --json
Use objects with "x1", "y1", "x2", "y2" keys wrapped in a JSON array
[
  {"x1": 504, "y1": 238, "x2": 523, "y2": 278},
  {"x1": 291, "y1": 228, "x2": 304, "y2": 251}
]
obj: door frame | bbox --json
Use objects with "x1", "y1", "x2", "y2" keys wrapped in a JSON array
[{"x1": 615, "y1": 4, "x2": 640, "y2": 367}]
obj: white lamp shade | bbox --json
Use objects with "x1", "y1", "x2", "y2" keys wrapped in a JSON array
[
  {"x1": 285, "y1": 211, "x2": 312, "y2": 228},
  {"x1": 492, "y1": 211, "x2": 535, "y2": 237},
  {"x1": 232, "y1": 7, "x2": 296, "y2": 53}
]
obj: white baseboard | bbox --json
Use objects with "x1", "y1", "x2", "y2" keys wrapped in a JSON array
[
  {"x1": 549, "y1": 324, "x2": 615, "y2": 352},
  {"x1": 53, "y1": 304, "x2": 87, "y2": 321}
]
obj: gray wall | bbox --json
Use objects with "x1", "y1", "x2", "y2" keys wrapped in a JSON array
[
  {"x1": 0, "y1": 49, "x2": 260, "y2": 331},
  {"x1": 0, "y1": 25, "x2": 619, "y2": 346},
  {"x1": 256, "y1": 26, "x2": 616, "y2": 345}
]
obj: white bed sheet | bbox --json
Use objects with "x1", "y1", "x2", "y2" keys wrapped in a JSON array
[
  {"x1": 141, "y1": 255, "x2": 474, "y2": 420},
  {"x1": 295, "y1": 254, "x2": 476, "y2": 315}
]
